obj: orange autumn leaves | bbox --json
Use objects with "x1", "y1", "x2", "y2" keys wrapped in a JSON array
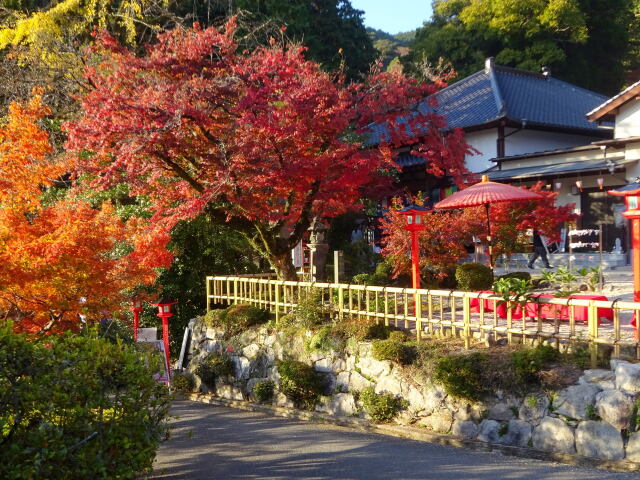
[{"x1": 0, "y1": 92, "x2": 170, "y2": 334}]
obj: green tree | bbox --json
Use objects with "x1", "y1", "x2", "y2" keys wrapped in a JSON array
[
  {"x1": 231, "y1": 0, "x2": 377, "y2": 78},
  {"x1": 154, "y1": 215, "x2": 261, "y2": 355},
  {"x1": 409, "y1": 0, "x2": 633, "y2": 95}
]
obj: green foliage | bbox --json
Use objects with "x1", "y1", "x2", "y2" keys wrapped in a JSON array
[
  {"x1": 195, "y1": 352, "x2": 235, "y2": 388},
  {"x1": 360, "y1": 386, "x2": 405, "y2": 422},
  {"x1": 289, "y1": 290, "x2": 331, "y2": 329},
  {"x1": 204, "y1": 304, "x2": 269, "y2": 336},
  {"x1": 455, "y1": 262, "x2": 494, "y2": 291},
  {"x1": 352, "y1": 260, "x2": 394, "y2": 286},
  {"x1": 171, "y1": 371, "x2": 195, "y2": 395},
  {"x1": 371, "y1": 338, "x2": 410, "y2": 364},
  {"x1": 342, "y1": 239, "x2": 382, "y2": 280},
  {"x1": 252, "y1": 380, "x2": 275, "y2": 403},
  {"x1": 277, "y1": 359, "x2": 323, "y2": 410},
  {"x1": 498, "y1": 271, "x2": 532, "y2": 282},
  {"x1": 306, "y1": 327, "x2": 346, "y2": 354},
  {"x1": 493, "y1": 276, "x2": 534, "y2": 310},
  {"x1": 542, "y1": 266, "x2": 580, "y2": 296},
  {"x1": 408, "y1": 0, "x2": 632, "y2": 95},
  {"x1": 433, "y1": 352, "x2": 488, "y2": 401},
  {"x1": 156, "y1": 215, "x2": 261, "y2": 357},
  {"x1": 0, "y1": 324, "x2": 171, "y2": 480},
  {"x1": 576, "y1": 266, "x2": 602, "y2": 292},
  {"x1": 511, "y1": 344, "x2": 559, "y2": 384}
]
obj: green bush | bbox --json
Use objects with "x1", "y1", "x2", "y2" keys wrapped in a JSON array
[
  {"x1": 306, "y1": 327, "x2": 345, "y2": 353},
  {"x1": 433, "y1": 352, "x2": 488, "y2": 401},
  {"x1": 204, "y1": 304, "x2": 269, "y2": 335},
  {"x1": 195, "y1": 352, "x2": 235, "y2": 387},
  {"x1": 498, "y1": 271, "x2": 532, "y2": 282},
  {"x1": 171, "y1": 371, "x2": 195, "y2": 394},
  {"x1": 455, "y1": 262, "x2": 494, "y2": 291},
  {"x1": 253, "y1": 380, "x2": 275, "y2": 403},
  {"x1": 0, "y1": 324, "x2": 171, "y2": 480},
  {"x1": 352, "y1": 260, "x2": 393, "y2": 286},
  {"x1": 294, "y1": 290, "x2": 331, "y2": 328},
  {"x1": 277, "y1": 359, "x2": 324, "y2": 410},
  {"x1": 360, "y1": 386, "x2": 405, "y2": 422},
  {"x1": 511, "y1": 344, "x2": 559, "y2": 384},
  {"x1": 371, "y1": 339, "x2": 410, "y2": 364}
]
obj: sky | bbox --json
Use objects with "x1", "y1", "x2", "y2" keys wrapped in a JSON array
[{"x1": 350, "y1": 0, "x2": 433, "y2": 34}]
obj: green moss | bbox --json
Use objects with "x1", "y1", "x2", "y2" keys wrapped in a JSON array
[
  {"x1": 360, "y1": 386, "x2": 405, "y2": 422},
  {"x1": 195, "y1": 352, "x2": 234, "y2": 388},
  {"x1": 511, "y1": 344, "x2": 559, "y2": 384},
  {"x1": 204, "y1": 304, "x2": 269, "y2": 335},
  {"x1": 253, "y1": 380, "x2": 275, "y2": 403},
  {"x1": 371, "y1": 339, "x2": 410, "y2": 364},
  {"x1": 433, "y1": 352, "x2": 488, "y2": 401},
  {"x1": 306, "y1": 327, "x2": 346, "y2": 354},
  {"x1": 498, "y1": 422, "x2": 509, "y2": 436},
  {"x1": 171, "y1": 371, "x2": 195, "y2": 395},
  {"x1": 455, "y1": 262, "x2": 494, "y2": 291},
  {"x1": 277, "y1": 359, "x2": 323, "y2": 410}
]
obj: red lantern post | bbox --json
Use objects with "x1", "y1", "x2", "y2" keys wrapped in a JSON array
[
  {"x1": 130, "y1": 299, "x2": 143, "y2": 341},
  {"x1": 151, "y1": 298, "x2": 177, "y2": 376},
  {"x1": 398, "y1": 205, "x2": 431, "y2": 290},
  {"x1": 609, "y1": 181, "x2": 640, "y2": 339}
]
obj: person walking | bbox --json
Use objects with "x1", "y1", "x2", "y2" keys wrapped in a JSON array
[{"x1": 528, "y1": 230, "x2": 552, "y2": 269}]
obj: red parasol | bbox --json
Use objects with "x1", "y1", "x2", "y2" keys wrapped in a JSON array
[{"x1": 435, "y1": 175, "x2": 542, "y2": 266}]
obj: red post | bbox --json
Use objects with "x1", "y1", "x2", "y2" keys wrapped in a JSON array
[
  {"x1": 411, "y1": 230, "x2": 420, "y2": 290},
  {"x1": 151, "y1": 299, "x2": 177, "y2": 379},
  {"x1": 608, "y1": 183, "x2": 640, "y2": 340},
  {"x1": 131, "y1": 300, "x2": 143, "y2": 342},
  {"x1": 160, "y1": 314, "x2": 171, "y2": 372},
  {"x1": 633, "y1": 219, "x2": 640, "y2": 341}
]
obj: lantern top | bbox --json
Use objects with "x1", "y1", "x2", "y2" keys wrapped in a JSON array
[
  {"x1": 608, "y1": 178, "x2": 640, "y2": 197},
  {"x1": 151, "y1": 297, "x2": 177, "y2": 307},
  {"x1": 397, "y1": 204, "x2": 432, "y2": 215}
]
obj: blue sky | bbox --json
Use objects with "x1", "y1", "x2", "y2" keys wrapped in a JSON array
[{"x1": 350, "y1": 0, "x2": 433, "y2": 34}]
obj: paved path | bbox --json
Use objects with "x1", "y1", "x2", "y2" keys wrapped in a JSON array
[{"x1": 150, "y1": 401, "x2": 638, "y2": 480}]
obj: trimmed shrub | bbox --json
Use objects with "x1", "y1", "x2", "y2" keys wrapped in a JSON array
[
  {"x1": 0, "y1": 325, "x2": 171, "y2": 480},
  {"x1": 294, "y1": 290, "x2": 331, "y2": 328},
  {"x1": 511, "y1": 344, "x2": 559, "y2": 384},
  {"x1": 253, "y1": 380, "x2": 275, "y2": 403},
  {"x1": 306, "y1": 327, "x2": 346, "y2": 353},
  {"x1": 171, "y1": 371, "x2": 195, "y2": 394},
  {"x1": 277, "y1": 359, "x2": 323, "y2": 410},
  {"x1": 360, "y1": 386, "x2": 405, "y2": 422},
  {"x1": 433, "y1": 352, "x2": 488, "y2": 401},
  {"x1": 352, "y1": 260, "x2": 393, "y2": 286},
  {"x1": 455, "y1": 262, "x2": 494, "y2": 291},
  {"x1": 498, "y1": 271, "x2": 532, "y2": 282},
  {"x1": 204, "y1": 304, "x2": 269, "y2": 335},
  {"x1": 371, "y1": 339, "x2": 410, "y2": 364},
  {"x1": 195, "y1": 352, "x2": 235, "y2": 388}
]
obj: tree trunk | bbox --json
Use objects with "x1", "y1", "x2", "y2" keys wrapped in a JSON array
[{"x1": 271, "y1": 250, "x2": 298, "y2": 280}]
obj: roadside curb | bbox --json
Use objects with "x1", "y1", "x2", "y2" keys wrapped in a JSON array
[{"x1": 186, "y1": 393, "x2": 639, "y2": 473}]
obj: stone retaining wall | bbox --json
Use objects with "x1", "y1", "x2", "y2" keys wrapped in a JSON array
[{"x1": 187, "y1": 319, "x2": 640, "y2": 464}]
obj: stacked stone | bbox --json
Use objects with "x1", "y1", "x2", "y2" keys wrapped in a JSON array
[{"x1": 188, "y1": 319, "x2": 640, "y2": 463}]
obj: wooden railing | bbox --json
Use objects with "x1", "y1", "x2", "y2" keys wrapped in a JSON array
[{"x1": 206, "y1": 275, "x2": 640, "y2": 363}]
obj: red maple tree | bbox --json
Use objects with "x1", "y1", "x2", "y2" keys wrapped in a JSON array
[
  {"x1": 0, "y1": 92, "x2": 171, "y2": 334},
  {"x1": 380, "y1": 182, "x2": 577, "y2": 283},
  {"x1": 65, "y1": 19, "x2": 471, "y2": 279}
]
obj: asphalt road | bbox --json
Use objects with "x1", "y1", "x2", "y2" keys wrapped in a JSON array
[{"x1": 150, "y1": 401, "x2": 638, "y2": 480}]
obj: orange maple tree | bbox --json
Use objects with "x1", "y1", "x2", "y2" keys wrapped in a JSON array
[{"x1": 0, "y1": 92, "x2": 171, "y2": 334}]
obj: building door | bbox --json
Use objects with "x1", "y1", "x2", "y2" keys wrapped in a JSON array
[{"x1": 580, "y1": 187, "x2": 627, "y2": 252}]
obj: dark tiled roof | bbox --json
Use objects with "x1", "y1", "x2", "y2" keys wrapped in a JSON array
[
  {"x1": 485, "y1": 157, "x2": 624, "y2": 181},
  {"x1": 366, "y1": 63, "x2": 610, "y2": 146}
]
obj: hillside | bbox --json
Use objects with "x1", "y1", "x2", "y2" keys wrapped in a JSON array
[{"x1": 367, "y1": 28, "x2": 415, "y2": 71}]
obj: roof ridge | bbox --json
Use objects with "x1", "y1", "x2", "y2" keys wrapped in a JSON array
[
  {"x1": 434, "y1": 69, "x2": 487, "y2": 96},
  {"x1": 488, "y1": 64, "x2": 507, "y2": 117}
]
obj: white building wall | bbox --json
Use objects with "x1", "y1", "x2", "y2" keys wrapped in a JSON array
[
  {"x1": 505, "y1": 130, "x2": 602, "y2": 157},
  {"x1": 464, "y1": 129, "x2": 497, "y2": 173},
  {"x1": 615, "y1": 102, "x2": 640, "y2": 138},
  {"x1": 464, "y1": 128, "x2": 603, "y2": 173}
]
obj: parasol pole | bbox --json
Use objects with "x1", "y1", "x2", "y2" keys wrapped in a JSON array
[{"x1": 485, "y1": 203, "x2": 493, "y2": 269}]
